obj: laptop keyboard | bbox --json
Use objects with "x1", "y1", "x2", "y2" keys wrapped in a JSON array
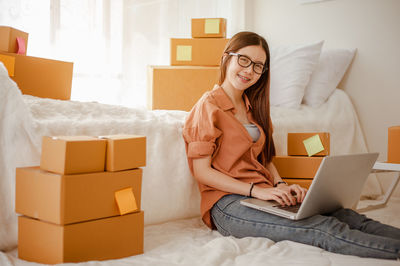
[{"x1": 273, "y1": 203, "x2": 302, "y2": 213}]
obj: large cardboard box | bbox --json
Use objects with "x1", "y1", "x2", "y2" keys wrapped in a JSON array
[
  {"x1": 18, "y1": 211, "x2": 144, "y2": 264},
  {"x1": 0, "y1": 51, "x2": 73, "y2": 100},
  {"x1": 0, "y1": 26, "x2": 29, "y2": 55},
  {"x1": 40, "y1": 136, "x2": 106, "y2": 175},
  {"x1": 170, "y1": 38, "x2": 228, "y2": 66},
  {"x1": 287, "y1": 132, "x2": 330, "y2": 156},
  {"x1": 16, "y1": 167, "x2": 142, "y2": 225},
  {"x1": 283, "y1": 178, "x2": 313, "y2": 189},
  {"x1": 272, "y1": 156, "x2": 324, "y2": 179},
  {"x1": 191, "y1": 18, "x2": 227, "y2": 38},
  {"x1": 147, "y1": 65, "x2": 219, "y2": 111},
  {"x1": 388, "y1": 126, "x2": 400, "y2": 163},
  {"x1": 100, "y1": 135, "x2": 146, "y2": 172}
]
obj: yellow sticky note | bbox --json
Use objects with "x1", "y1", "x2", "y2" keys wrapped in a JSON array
[
  {"x1": 0, "y1": 54, "x2": 16, "y2": 77},
  {"x1": 176, "y1": 45, "x2": 192, "y2": 61},
  {"x1": 204, "y1": 18, "x2": 220, "y2": 34},
  {"x1": 303, "y1": 134, "x2": 325, "y2": 157},
  {"x1": 115, "y1": 187, "x2": 138, "y2": 215}
]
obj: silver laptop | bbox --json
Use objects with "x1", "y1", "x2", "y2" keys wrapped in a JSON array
[{"x1": 240, "y1": 153, "x2": 378, "y2": 220}]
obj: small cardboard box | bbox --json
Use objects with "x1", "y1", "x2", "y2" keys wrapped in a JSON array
[
  {"x1": 170, "y1": 38, "x2": 228, "y2": 66},
  {"x1": 283, "y1": 178, "x2": 313, "y2": 189},
  {"x1": 16, "y1": 167, "x2": 142, "y2": 225},
  {"x1": 18, "y1": 211, "x2": 144, "y2": 264},
  {"x1": 0, "y1": 51, "x2": 73, "y2": 100},
  {"x1": 287, "y1": 132, "x2": 330, "y2": 156},
  {"x1": 0, "y1": 26, "x2": 29, "y2": 55},
  {"x1": 147, "y1": 65, "x2": 219, "y2": 111},
  {"x1": 100, "y1": 135, "x2": 146, "y2": 172},
  {"x1": 388, "y1": 126, "x2": 400, "y2": 163},
  {"x1": 40, "y1": 136, "x2": 106, "y2": 175},
  {"x1": 272, "y1": 156, "x2": 324, "y2": 179},
  {"x1": 191, "y1": 18, "x2": 227, "y2": 38}
]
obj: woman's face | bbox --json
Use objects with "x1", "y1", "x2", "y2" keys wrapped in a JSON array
[{"x1": 222, "y1": 45, "x2": 266, "y2": 92}]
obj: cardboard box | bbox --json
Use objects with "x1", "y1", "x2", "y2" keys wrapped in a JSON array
[
  {"x1": 0, "y1": 26, "x2": 29, "y2": 55},
  {"x1": 191, "y1": 18, "x2": 227, "y2": 38},
  {"x1": 147, "y1": 65, "x2": 219, "y2": 111},
  {"x1": 100, "y1": 135, "x2": 146, "y2": 172},
  {"x1": 282, "y1": 178, "x2": 313, "y2": 189},
  {"x1": 18, "y1": 211, "x2": 144, "y2": 264},
  {"x1": 16, "y1": 167, "x2": 142, "y2": 225},
  {"x1": 287, "y1": 132, "x2": 330, "y2": 156},
  {"x1": 272, "y1": 156, "x2": 324, "y2": 179},
  {"x1": 388, "y1": 126, "x2": 400, "y2": 163},
  {"x1": 0, "y1": 53, "x2": 16, "y2": 76},
  {"x1": 170, "y1": 38, "x2": 228, "y2": 66},
  {"x1": 0, "y1": 51, "x2": 73, "y2": 100},
  {"x1": 40, "y1": 136, "x2": 106, "y2": 175}
]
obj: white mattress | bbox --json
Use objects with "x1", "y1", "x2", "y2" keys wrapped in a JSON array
[{"x1": 1, "y1": 70, "x2": 398, "y2": 265}]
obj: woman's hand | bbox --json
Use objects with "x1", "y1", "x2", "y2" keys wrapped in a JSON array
[
  {"x1": 277, "y1": 183, "x2": 308, "y2": 204},
  {"x1": 252, "y1": 184, "x2": 308, "y2": 206}
]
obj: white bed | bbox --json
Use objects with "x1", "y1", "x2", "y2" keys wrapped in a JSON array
[{"x1": 1, "y1": 48, "x2": 399, "y2": 265}]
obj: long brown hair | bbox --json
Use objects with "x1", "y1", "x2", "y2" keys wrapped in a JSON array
[{"x1": 218, "y1": 31, "x2": 275, "y2": 164}]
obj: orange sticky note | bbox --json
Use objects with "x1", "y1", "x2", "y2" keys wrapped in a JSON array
[
  {"x1": 115, "y1": 187, "x2": 138, "y2": 215},
  {"x1": 0, "y1": 54, "x2": 16, "y2": 77},
  {"x1": 303, "y1": 134, "x2": 325, "y2": 157},
  {"x1": 16, "y1": 37, "x2": 26, "y2": 54}
]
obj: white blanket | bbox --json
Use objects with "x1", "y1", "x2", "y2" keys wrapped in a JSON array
[{"x1": 1, "y1": 63, "x2": 393, "y2": 265}]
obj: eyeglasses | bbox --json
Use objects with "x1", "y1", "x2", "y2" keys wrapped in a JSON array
[{"x1": 228, "y1": 52, "x2": 267, "y2": 74}]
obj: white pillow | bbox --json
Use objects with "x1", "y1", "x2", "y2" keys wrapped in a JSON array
[
  {"x1": 302, "y1": 48, "x2": 356, "y2": 107},
  {"x1": 269, "y1": 41, "x2": 324, "y2": 109}
]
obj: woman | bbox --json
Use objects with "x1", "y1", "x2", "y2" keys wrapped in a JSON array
[{"x1": 182, "y1": 31, "x2": 400, "y2": 260}]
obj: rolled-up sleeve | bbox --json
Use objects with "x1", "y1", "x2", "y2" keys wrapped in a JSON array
[
  {"x1": 187, "y1": 141, "x2": 216, "y2": 158},
  {"x1": 183, "y1": 96, "x2": 222, "y2": 162}
]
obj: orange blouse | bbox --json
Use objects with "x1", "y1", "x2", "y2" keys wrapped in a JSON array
[{"x1": 182, "y1": 85, "x2": 274, "y2": 229}]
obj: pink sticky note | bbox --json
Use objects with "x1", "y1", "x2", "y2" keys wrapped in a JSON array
[{"x1": 16, "y1": 37, "x2": 26, "y2": 54}]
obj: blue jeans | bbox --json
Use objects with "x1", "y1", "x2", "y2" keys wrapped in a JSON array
[{"x1": 210, "y1": 194, "x2": 400, "y2": 260}]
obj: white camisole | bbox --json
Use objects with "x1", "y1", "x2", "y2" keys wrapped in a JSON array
[{"x1": 243, "y1": 123, "x2": 260, "y2": 142}]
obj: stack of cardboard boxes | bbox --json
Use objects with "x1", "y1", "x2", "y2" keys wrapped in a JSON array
[
  {"x1": 273, "y1": 133, "x2": 330, "y2": 188},
  {"x1": 16, "y1": 135, "x2": 146, "y2": 264},
  {"x1": 148, "y1": 18, "x2": 228, "y2": 111},
  {"x1": 0, "y1": 26, "x2": 73, "y2": 100}
]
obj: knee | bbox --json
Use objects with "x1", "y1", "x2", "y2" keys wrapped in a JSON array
[
  {"x1": 332, "y1": 208, "x2": 372, "y2": 227},
  {"x1": 332, "y1": 208, "x2": 360, "y2": 218}
]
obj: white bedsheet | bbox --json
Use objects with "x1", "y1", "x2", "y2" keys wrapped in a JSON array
[
  {"x1": 2, "y1": 197, "x2": 400, "y2": 265},
  {"x1": 1, "y1": 64, "x2": 395, "y2": 264}
]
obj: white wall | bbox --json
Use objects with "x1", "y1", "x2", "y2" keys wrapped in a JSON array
[{"x1": 250, "y1": 0, "x2": 400, "y2": 195}]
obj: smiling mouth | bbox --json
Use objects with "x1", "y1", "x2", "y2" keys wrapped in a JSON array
[{"x1": 238, "y1": 74, "x2": 250, "y2": 81}]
